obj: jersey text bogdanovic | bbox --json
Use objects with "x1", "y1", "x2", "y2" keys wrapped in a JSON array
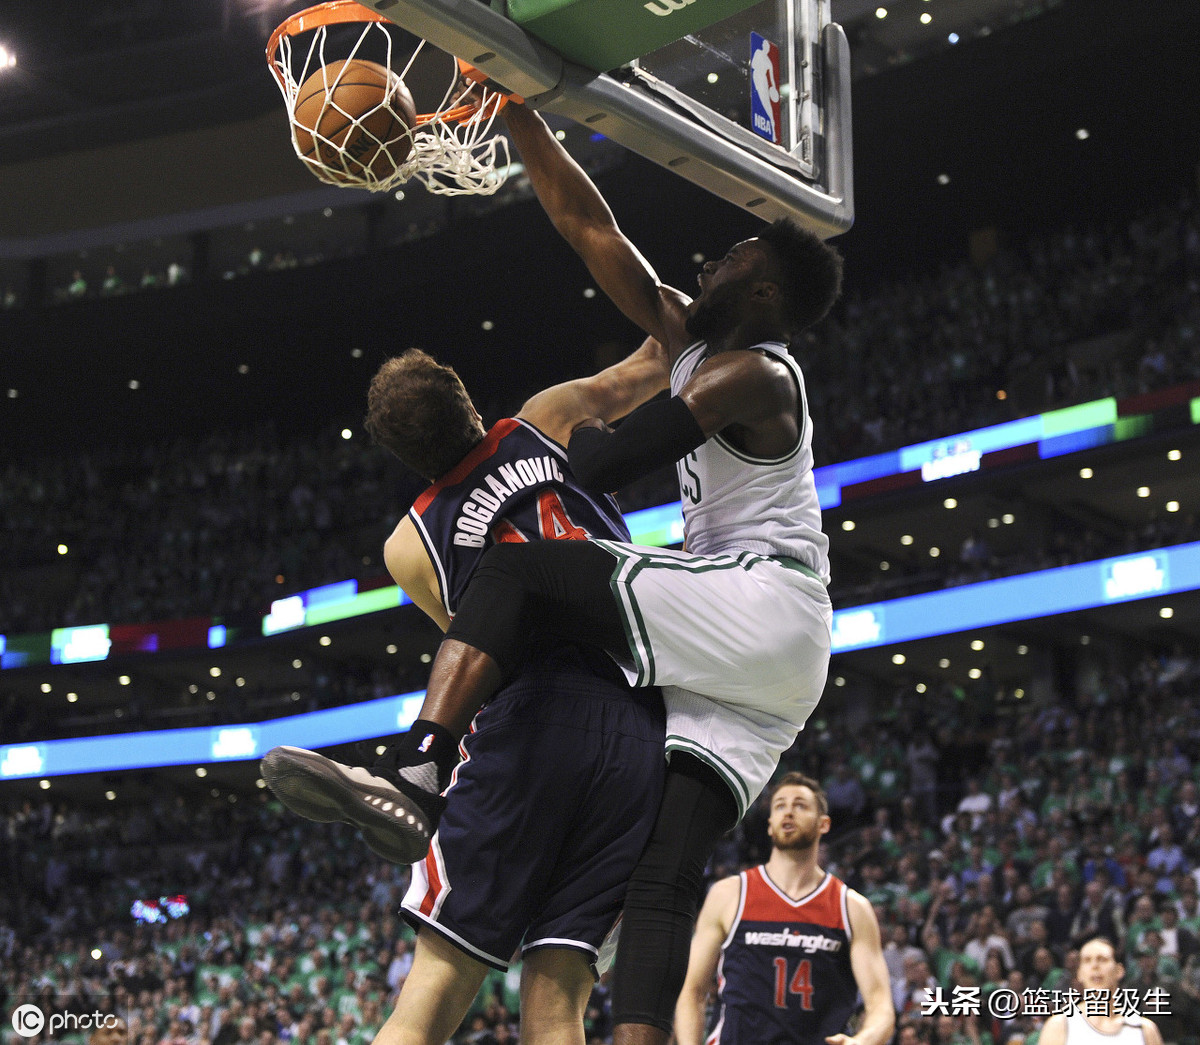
[{"x1": 408, "y1": 418, "x2": 629, "y2": 616}]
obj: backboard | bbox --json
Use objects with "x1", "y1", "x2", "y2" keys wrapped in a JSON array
[{"x1": 357, "y1": 0, "x2": 853, "y2": 237}]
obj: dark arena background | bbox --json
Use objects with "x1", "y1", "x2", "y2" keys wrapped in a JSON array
[{"x1": 3, "y1": 0, "x2": 1200, "y2": 1042}]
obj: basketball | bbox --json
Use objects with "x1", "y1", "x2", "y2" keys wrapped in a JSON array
[{"x1": 292, "y1": 58, "x2": 416, "y2": 184}]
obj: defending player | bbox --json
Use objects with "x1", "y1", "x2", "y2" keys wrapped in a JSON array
[
  {"x1": 675, "y1": 774, "x2": 894, "y2": 1045},
  {"x1": 267, "y1": 100, "x2": 842, "y2": 1045},
  {"x1": 266, "y1": 342, "x2": 670, "y2": 1045},
  {"x1": 1038, "y1": 937, "x2": 1163, "y2": 1045}
]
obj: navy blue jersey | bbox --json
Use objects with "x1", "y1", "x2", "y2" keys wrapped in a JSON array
[
  {"x1": 710, "y1": 869, "x2": 857, "y2": 1044},
  {"x1": 408, "y1": 418, "x2": 630, "y2": 616}
]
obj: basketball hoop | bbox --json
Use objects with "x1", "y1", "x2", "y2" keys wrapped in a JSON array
[{"x1": 267, "y1": 0, "x2": 518, "y2": 196}]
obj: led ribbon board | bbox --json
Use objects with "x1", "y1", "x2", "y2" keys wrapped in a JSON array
[
  {"x1": 3, "y1": 388, "x2": 1197, "y2": 670},
  {"x1": 5, "y1": 542, "x2": 1197, "y2": 780}
]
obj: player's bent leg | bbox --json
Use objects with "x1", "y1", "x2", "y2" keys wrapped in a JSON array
[
  {"x1": 266, "y1": 540, "x2": 629, "y2": 865},
  {"x1": 519, "y1": 947, "x2": 595, "y2": 1045},
  {"x1": 375, "y1": 929, "x2": 488, "y2": 1045},
  {"x1": 612, "y1": 754, "x2": 739, "y2": 1045}
]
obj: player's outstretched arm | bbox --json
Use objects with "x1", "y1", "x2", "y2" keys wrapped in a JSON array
[
  {"x1": 826, "y1": 891, "x2": 895, "y2": 1045},
  {"x1": 516, "y1": 336, "x2": 670, "y2": 447},
  {"x1": 674, "y1": 875, "x2": 739, "y2": 1045},
  {"x1": 503, "y1": 103, "x2": 692, "y2": 357}
]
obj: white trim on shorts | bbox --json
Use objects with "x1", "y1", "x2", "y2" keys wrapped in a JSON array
[
  {"x1": 521, "y1": 936, "x2": 600, "y2": 958},
  {"x1": 401, "y1": 904, "x2": 512, "y2": 970}
]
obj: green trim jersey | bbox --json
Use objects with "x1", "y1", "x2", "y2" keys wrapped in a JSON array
[{"x1": 671, "y1": 340, "x2": 829, "y2": 581}]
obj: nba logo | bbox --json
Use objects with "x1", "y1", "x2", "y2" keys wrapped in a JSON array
[
  {"x1": 749, "y1": 33, "x2": 782, "y2": 145},
  {"x1": 418, "y1": 733, "x2": 435, "y2": 753}
]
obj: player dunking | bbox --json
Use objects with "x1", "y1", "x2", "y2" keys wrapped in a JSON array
[
  {"x1": 266, "y1": 342, "x2": 671, "y2": 1045},
  {"x1": 1038, "y1": 937, "x2": 1163, "y2": 1045},
  {"x1": 675, "y1": 774, "x2": 894, "y2": 1045},
  {"x1": 267, "y1": 99, "x2": 842, "y2": 1045}
]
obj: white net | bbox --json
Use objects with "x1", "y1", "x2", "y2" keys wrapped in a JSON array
[{"x1": 269, "y1": 6, "x2": 512, "y2": 197}]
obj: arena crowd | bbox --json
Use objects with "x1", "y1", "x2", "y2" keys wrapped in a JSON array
[{"x1": 2, "y1": 646, "x2": 1199, "y2": 1044}]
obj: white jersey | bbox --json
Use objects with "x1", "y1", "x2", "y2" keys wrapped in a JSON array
[
  {"x1": 1064, "y1": 1011, "x2": 1146, "y2": 1044},
  {"x1": 671, "y1": 340, "x2": 830, "y2": 581}
]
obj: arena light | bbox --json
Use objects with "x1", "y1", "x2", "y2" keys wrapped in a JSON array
[
  {"x1": 0, "y1": 46, "x2": 15, "y2": 70},
  {"x1": 1080, "y1": 467, "x2": 1093, "y2": 478},
  {"x1": 1168, "y1": 449, "x2": 1181, "y2": 461},
  {"x1": 920, "y1": 12, "x2": 932, "y2": 24},
  {"x1": 874, "y1": 7, "x2": 887, "y2": 18},
  {"x1": 842, "y1": 519, "x2": 856, "y2": 531}
]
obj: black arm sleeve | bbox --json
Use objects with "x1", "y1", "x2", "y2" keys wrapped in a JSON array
[{"x1": 567, "y1": 395, "x2": 707, "y2": 493}]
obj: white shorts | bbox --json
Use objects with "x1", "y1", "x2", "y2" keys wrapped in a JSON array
[{"x1": 593, "y1": 542, "x2": 833, "y2": 817}]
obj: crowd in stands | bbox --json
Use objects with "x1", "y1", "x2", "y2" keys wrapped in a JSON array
[
  {"x1": 808, "y1": 193, "x2": 1200, "y2": 465},
  {"x1": 3, "y1": 193, "x2": 1199, "y2": 640},
  {"x1": 3, "y1": 648, "x2": 1199, "y2": 1044}
]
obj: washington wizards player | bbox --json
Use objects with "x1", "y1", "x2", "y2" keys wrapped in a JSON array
[
  {"x1": 264, "y1": 341, "x2": 670, "y2": 1045},
  {"x1": 675, "y1": 774, "x2": 894, "y2": 1045}
]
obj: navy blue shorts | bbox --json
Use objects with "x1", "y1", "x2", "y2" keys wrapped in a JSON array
[{"x1": 402, "y1": 650, "x2": 666, "y2": 969}]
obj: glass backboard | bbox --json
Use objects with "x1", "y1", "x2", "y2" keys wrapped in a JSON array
[{"x1": 357, "y1": 0, "x2": 852, "y2": 235}]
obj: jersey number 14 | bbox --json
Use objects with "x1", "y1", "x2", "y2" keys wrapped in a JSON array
[{"x1": 773, "y1": 957, "x2": 814, "y2": 1010}]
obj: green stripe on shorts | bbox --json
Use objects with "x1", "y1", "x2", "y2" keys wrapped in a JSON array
[
  {"x1": 666, "y1": 734, "x2": 752, "y2": 819},
  {"x1": 594, "y1": 541, "x2": 770, "y2": 688}
]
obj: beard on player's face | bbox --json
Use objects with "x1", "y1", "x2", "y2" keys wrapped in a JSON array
[
  {"x1": 685, "y1": 286, "x2": 743, "y2": 341},
  {"x1": 769, "y1": 818, "x2": 821, "y2": 852}
]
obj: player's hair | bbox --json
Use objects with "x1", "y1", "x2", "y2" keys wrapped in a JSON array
[
  {"x1": 768, "y1": 771, "x2": 828, "y2": 816},
  {"x1": 364, "y1": 349, "x2": 485, "y2": 480},
  {"x1": 1080, "y1": 935, "x2": 1123, "y2": 964},
  {"x1": 757, "y1": 217, "x2": 844, "y2": 335}
]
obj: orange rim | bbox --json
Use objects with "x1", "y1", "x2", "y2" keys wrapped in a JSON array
[
  {"x1": 268, "y1": 0, "x2": 517, "y2": 125},
  {"x1": 267, "y1": 1, "x2": 393, "y2": 87}
]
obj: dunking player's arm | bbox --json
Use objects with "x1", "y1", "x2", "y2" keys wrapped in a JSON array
[
  {"x1": 503, "y1": 104, "x2": 803, "y2": 482},
  {"x1": 384, "y1": 335, "x2": 669, "y2": 627},
  {"x1": 675, "y1": 885, "x2": 894, "y2": 1045}
]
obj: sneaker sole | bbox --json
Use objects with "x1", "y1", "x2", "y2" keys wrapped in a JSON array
[{"x1": 260, "y1": 746, "x2": 432, "y2": 865}]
